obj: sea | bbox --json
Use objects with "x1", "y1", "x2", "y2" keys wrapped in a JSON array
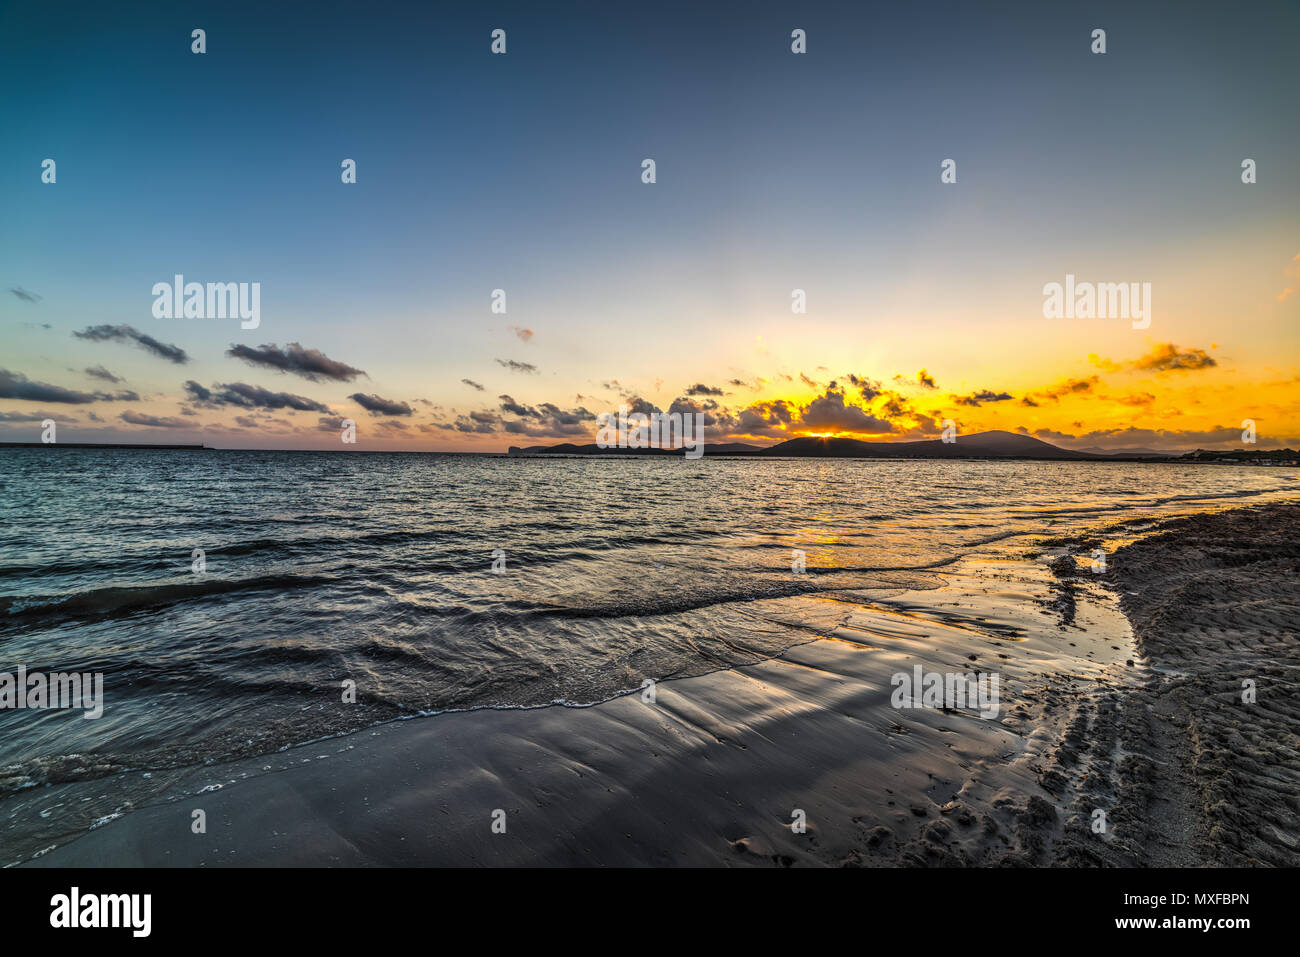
[{"x1": 0, "y1": 448, "x2": 1295, "y2": 859}]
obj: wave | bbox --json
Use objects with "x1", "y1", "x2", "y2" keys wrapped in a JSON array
[{"x1": 0, "y1": 573, "x2": 336, "y2": 626}]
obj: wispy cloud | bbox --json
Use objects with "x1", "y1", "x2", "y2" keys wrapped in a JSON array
[
  {"x1": 74, "y1": 324, "x2": 189, "y2": 364},
  {"x1": 8, "y1": 287, "x2": 42, "y2": 304},
  {"x1": 496, "y1": 359, "x2": 538, "y2": 374},
  {"x1": 84, "y1": 364, "x2": 122, "y2": 383}
]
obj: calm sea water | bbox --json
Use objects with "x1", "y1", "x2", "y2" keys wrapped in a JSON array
[{"x1": 1, "y1": 449, "x2": 1295, "y2": 801}]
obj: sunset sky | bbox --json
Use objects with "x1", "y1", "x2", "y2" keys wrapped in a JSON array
[{"x1": 3, "y1": 0, "x2": 1298, "y2": 451}]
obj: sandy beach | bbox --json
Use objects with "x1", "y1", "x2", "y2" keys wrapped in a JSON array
[
  {"x1": 1052, "y1": 504, "x2": 1300, "y2": 866},
  {"x1": 18, "y1": 502, "x2": 1298, "y2": 868}
]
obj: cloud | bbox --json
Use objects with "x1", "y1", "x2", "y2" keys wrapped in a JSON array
[
  {"x1": 846, "y1": 374, "x2": 883, "y2": 401},
  {"x1": 731, "y1": 400, "x2": 797, "y2": 437},
  {"x1": 0, "y1": 410, "x2": 78, "y2": 422},
  {"x1": 445, "y1": 410, "x2": 501, "y2": 434},
  {"x1": 84, "y1": 364, "x2": 123, "y2": 383},
  {"x1": 197, "y1": 381, "x2": 331, "y2": 413},
  {"x1": 496, "y1": 359, "x2": 538, "y2": 374},
  {"x1": 9, "y1": 287, "x2": 41, "y2": 303},
  {"x1": 1131, "y1": 342, "x2": 1217, "y2": 373},
  {"x1": 0, "y1": 369, "x2": 98, "y2": 404},
  {"x1": 1114, "y1": 391, "x2": 1156, "y2": 406},
  {"x1": 120, "y1": 410, "x2": 187, "y2": 428},
  {"x1": 509, "y1": 326, "x2": 534, "y2": 342},
  {"x1": 1033, "y1": 376, "x2": 1100, "y2": 402},
  {"x1": 74, "y1": 324, "x2": 189, "y2": 364},
  {"x1": 684, "y1": 383, "x2": 725, "y2": 396},
  {"x1": 800, "y1": 386, "x2": 895, "y2": 435},
  {"x1": 1091, "y1": 343, "x2": 1217, "y2": 374},
  {"x1": 954, "y1": 389, "x2": 1014, "y2": 407},
  {"x1": 890, "y1": 368, "x2": 941, "y2": 391},
  {"x1": 461, "y1": 378, "x2": 485, "y2": 391},
  {"x1": 1087, "y1": 353, "x2": 1123, "y2": 372},
  {"x1": 226, "y1": 342, "x2": 365, "y2": 382},
  {"x1": 349, "y1": 392, "x2": 414, "y2": 417},
  {"x1": 496, "y1": 394, "x2": 598, "y2": 437}
]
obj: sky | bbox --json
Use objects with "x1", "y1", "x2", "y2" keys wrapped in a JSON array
[{"x1": 2, "y1": 0, "x2": 1298, "y2": 452}]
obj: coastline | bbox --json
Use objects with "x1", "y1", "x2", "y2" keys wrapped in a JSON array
[{"x1": 20, "y1": 502, "x2": 1298, "y2": 868}]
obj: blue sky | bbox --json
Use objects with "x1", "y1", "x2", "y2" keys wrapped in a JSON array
[{"x1": 2, "y1": 0, "x2": 1297, "y2": 449}]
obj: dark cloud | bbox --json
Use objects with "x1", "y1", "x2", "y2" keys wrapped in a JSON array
[
  {"x1": 622, "y1": 396, "x2": 661, "y2": 416},
  {"x1": 684, "y1": 383, "x2": 725, "y2": 397},
  {"x1": 349, "y1": 392, "x2": 414, "y2": 417},
  {"x1": 846, "y1": 374, "x2": 883, "y2": 401},
  {"x1": 496, "y1": 359, "x2": 538, "y2": 374},
  {"x1": 9, "y1": 287, "x2": 41, "y2": 303},
  {"x1": 800, "y1": 386, "x2": 894, "y2": 435},
  {"x1": 732, "y1": 400, "x2": 797, "y2": 437},
  {"x1": 447, "y1": 410, "x2": 501, "y2": 434},
  {"x1": 226, "y1": 342, "x2": 366, "y2": 382},
  {"x1": 954, "y1": 390, "x2": 1014, "y2": 407},
  {"x1": 120, "y1": 410, "x2": 186, "y2": 428},
  {"x1": 0, "y1": 410, "x2": 78, "y2": 422},
  {"x1": 896, "y1": 370, "x2": 938, "y2": 390},
  {"x1": 0, "y1": 369, "x2": 98, "y2": 404},
  {"x1": 74, "y1": 324, "x2": 189, "y2": 364},
  {"x1": 461, "y1": 378, "x2": 485, "y2": 391},
  {"x1": 496, "y1": 394, "x2": 597, "y2": 437},
  {"x1": 203, "y1": 381, "x2": 331, "y2": 413}
]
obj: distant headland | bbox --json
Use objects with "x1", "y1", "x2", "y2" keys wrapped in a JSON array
[{"x1": 508, "y1": 430, "x2": 1299, "y2": 464}]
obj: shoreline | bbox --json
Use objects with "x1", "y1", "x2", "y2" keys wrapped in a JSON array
[{"x1": 19, "y1": 502, "x2": 1298, "y2": 867}]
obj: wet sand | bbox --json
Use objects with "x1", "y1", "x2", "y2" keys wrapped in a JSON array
[
  {"x1": 1052, "y1": 503, "x2": 1300, "y2": 866},
  {"x1": 22, "y1": 503, "x2": 1298, "y2": 867}
]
